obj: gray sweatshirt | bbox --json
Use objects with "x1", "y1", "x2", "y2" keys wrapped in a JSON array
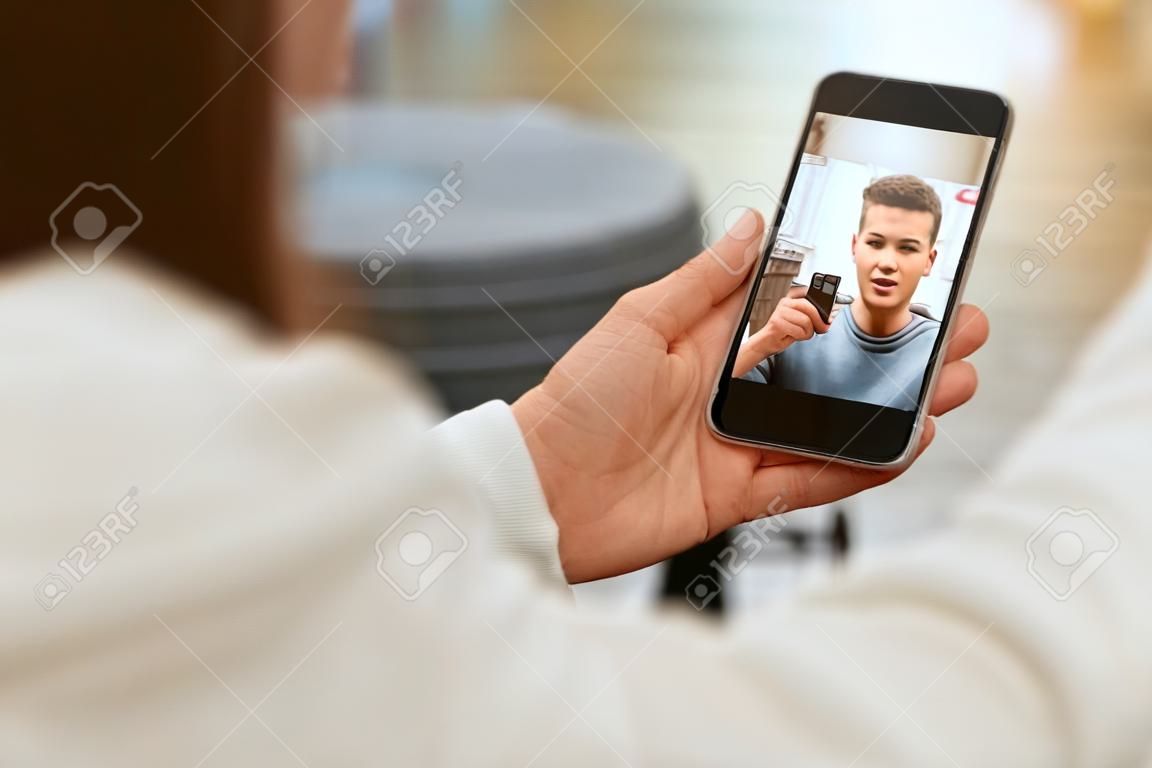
[{"x1": 745, "y1": 307, "x2": 940, "y2": 409}]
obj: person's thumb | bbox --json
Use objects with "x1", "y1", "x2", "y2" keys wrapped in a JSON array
[
  {"x1": 704, "y1": 207, "x2": 766, "y2": 279},
  {"x1": 624, "y1": 208, "x2": 765, "y2": 343}
]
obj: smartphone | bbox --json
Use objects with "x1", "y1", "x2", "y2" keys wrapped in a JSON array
[
  {"x1": 708, "y1": 72, "x2": 1011, "y2": 468},
  {"x1": 805, "y1": 272, "x2": 840, "y2": 324}
]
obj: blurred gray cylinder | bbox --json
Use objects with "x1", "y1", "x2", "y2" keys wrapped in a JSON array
[{"x1": 303, "y1": 104, "x2": 700, "y2": 411}]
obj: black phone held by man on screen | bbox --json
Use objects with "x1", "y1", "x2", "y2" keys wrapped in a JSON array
[
  {"x1": 708, "y1": 72, "x2": 1011, "y2": 468},
  {"x1": 805, "y1": 272, "x2": 840, "y2": 324}
]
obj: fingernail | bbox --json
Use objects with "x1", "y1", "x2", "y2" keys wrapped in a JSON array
[{"x1": 727, "y1": 207, "x2": 760, "y2": 240}]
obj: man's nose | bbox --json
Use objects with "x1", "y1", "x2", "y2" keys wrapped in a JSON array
[{"x1": 877, "y1": 248, "x2": 899, "y2": 270}]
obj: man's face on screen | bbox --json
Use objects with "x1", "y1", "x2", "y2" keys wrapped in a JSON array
[{"x1": 851, "y1": 204, "x2": 937, "y2": 314}]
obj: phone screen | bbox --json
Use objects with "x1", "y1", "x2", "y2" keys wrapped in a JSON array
[
  {"x1": 710, "y1": 74, "x2": 1009, "y2": 465},
  {"x1": 737, "y1": 112, "x2": 994, "y2": 409}
]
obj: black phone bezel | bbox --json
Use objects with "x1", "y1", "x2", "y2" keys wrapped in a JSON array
[{"x1": 710, "y1": 72, "x2": 1011, "y2": 465}]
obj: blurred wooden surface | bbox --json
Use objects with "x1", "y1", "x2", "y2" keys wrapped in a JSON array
[{"x1": 379, "y1": 0, "x2": 1152, "y2": 549}]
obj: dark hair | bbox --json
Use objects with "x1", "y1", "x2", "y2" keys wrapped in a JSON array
[
  {"x1": 859, "y1": 174, "x2": 943, "y2": 244},
  {"x1": 0, "y1": 2, "x2": 293, "y2": 328}
]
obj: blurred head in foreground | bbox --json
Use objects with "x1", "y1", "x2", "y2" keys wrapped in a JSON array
[{"x1": 0, "y1": 0, "x2": 353, "y2": 329}]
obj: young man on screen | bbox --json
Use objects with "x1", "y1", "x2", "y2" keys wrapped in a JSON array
[{"x1": 738, "y1": 174, "x2": 943, "y2": 409}]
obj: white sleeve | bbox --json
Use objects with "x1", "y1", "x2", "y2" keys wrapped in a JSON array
[{"x1": 430, "y1": 400, "x2": 566, "y2": 585}]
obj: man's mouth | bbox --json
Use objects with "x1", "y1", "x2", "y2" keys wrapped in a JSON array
[{"x1": 870, "y1": 277, "x2": 898, "y2": 294}]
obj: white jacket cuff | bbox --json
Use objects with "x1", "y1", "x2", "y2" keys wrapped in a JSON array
[{"x1": 430, "y1": 400, "x2": 567, "y2": 585}]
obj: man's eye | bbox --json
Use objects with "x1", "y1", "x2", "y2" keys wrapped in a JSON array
[
  {"x1": 867, "y1": 240, "x2": 883, "y2": 248},
  {"x1": 900, "y1": 245, "x2": 919, "y2": 253}
]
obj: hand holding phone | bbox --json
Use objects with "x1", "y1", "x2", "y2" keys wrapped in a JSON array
[
  {"x1": 733, "y1": 287, "x2": 831, "y2": 377},
  {"x1": 509, "y1": 204, "x2": 991, "y2": 581}
]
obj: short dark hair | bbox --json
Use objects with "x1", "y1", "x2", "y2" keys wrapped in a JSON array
[{"x1": 859, "y1": 175, "x2": 943, "y2": 244}]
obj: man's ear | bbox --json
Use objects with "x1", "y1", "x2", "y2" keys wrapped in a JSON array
[
  {"x1": 851, "y1": 232, "x2": 859, "y2": 262},
  {"x1": 923, "y1": 247, "x2": 937, "y2": 277}
]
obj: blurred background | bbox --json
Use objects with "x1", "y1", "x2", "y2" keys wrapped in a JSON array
[{"x1": 299, "y1": 0, "x2": 1152, "y2": 616}]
